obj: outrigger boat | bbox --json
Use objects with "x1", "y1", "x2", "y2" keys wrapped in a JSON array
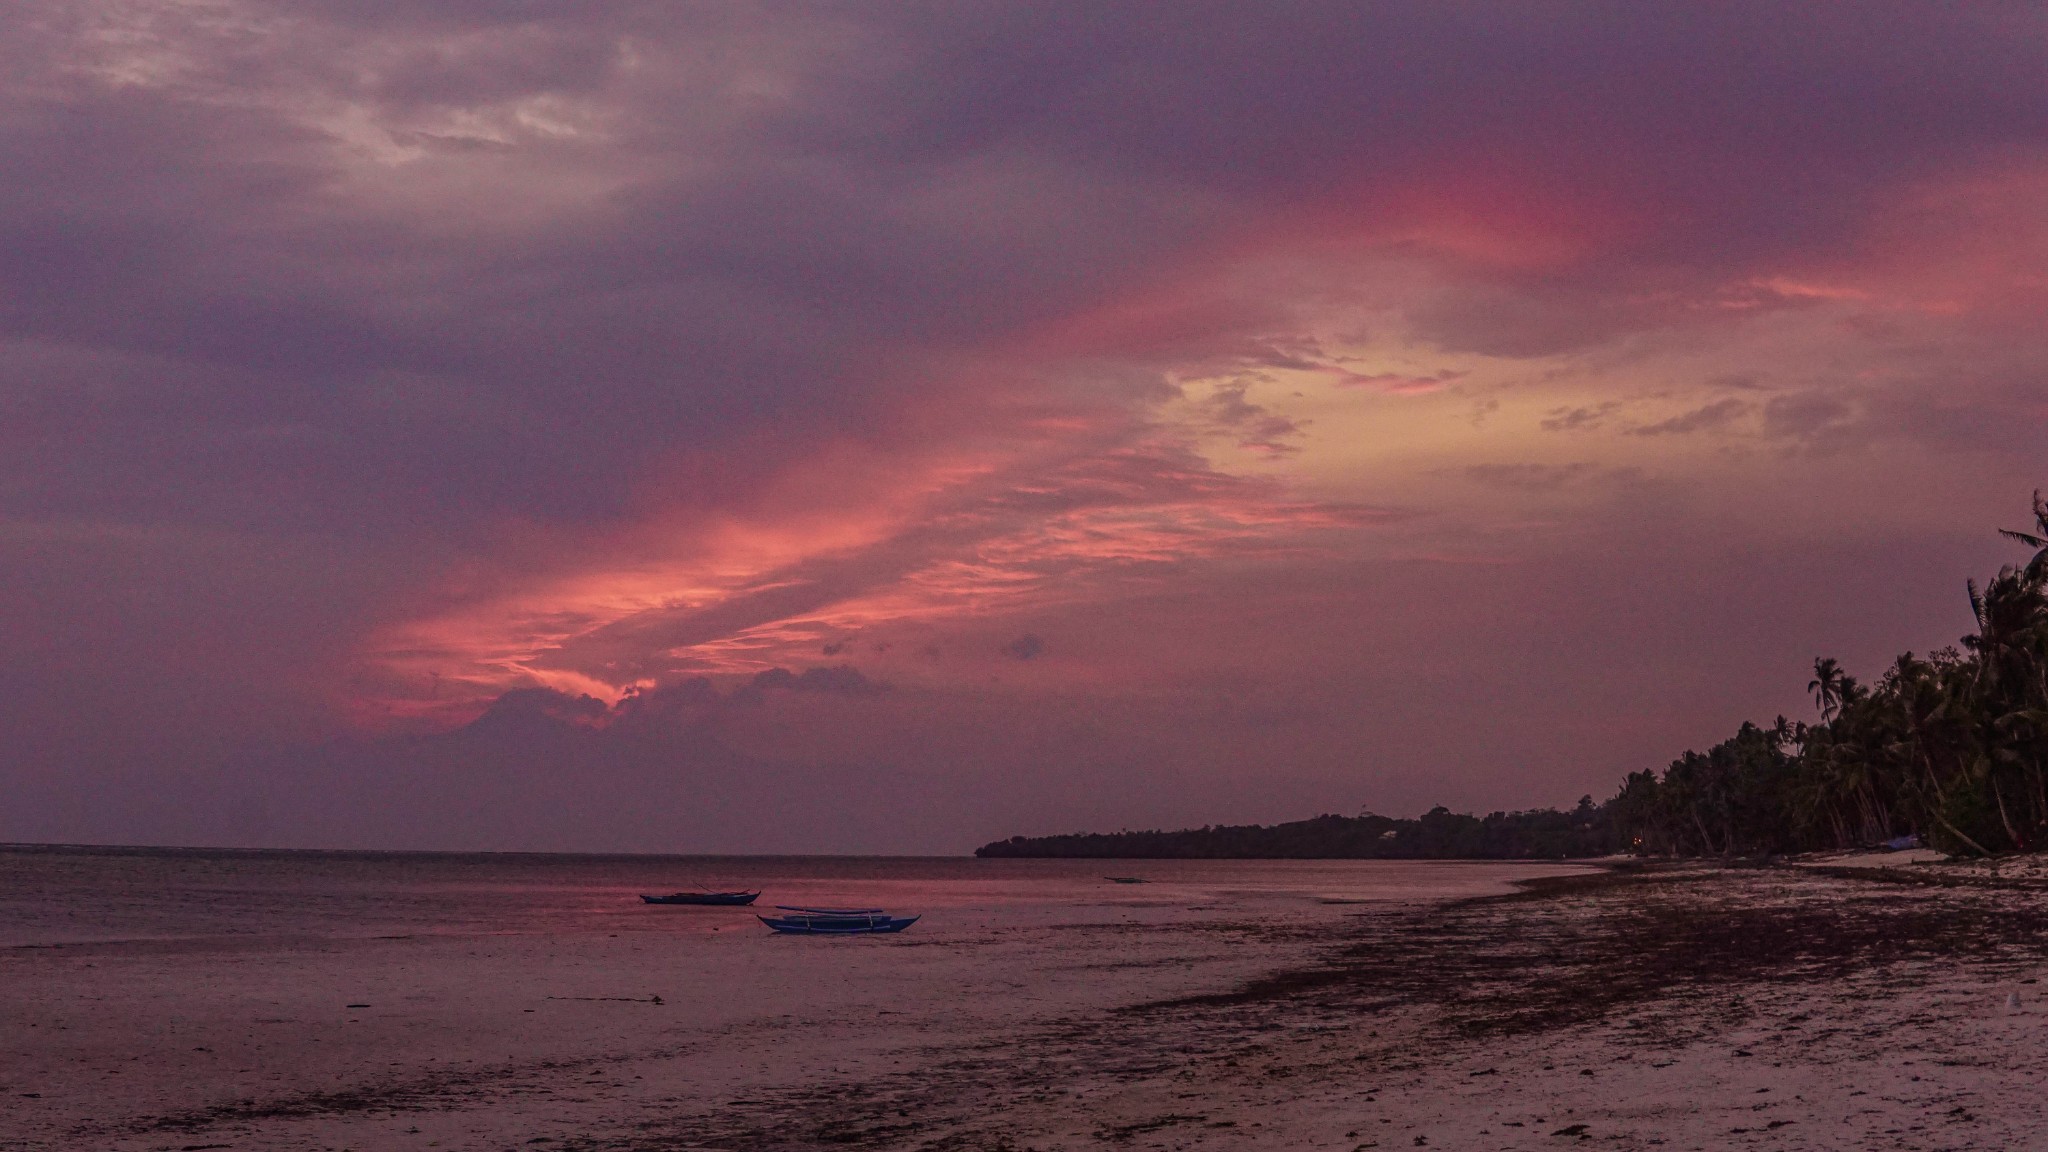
[
  {"x1": 639, "y1": 891, "x2": 761, "y2": 906},
  {"x1": 757, "y1": 906, "x2": 920, "y2": 935}
]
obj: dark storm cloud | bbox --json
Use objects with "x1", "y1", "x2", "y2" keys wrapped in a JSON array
[
  {"x1": 733, "y1": 665, "x2": 888, "y2": 702},
  {"x1": 1628, "y1": 398, "x2": 1752, "y2": 437},
  {"x1": 1001, "y1": 634, "x2": 1045, "y2": 661},
  {"x1": 1196, "y1": 383, "x2": 1304, "y2": 455},
  {"x1": 0, "y1": 9, "x2": 1182, "y2": 535},
  {"x1": 7, "y1": 2, "x2": 2045, "y2": 534},
  {"x1": 1754, "y1": 390, "x2": 1875, "y2": 456},
  {"x1": 1540, "y1": 404, "x2": 1623, "y2": 433}
]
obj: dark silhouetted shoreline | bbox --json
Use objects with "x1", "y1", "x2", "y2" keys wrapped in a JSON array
[{"x1": 990, "y1": 494, "x2": 2048, "y2": 862}]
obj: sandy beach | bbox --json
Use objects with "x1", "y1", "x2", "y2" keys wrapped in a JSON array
[{"x1": 6, "y1": 852, "x2": 2048, "y2": 1151}]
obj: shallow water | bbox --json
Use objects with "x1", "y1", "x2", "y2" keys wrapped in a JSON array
[
  {"x1": 1, "y1": 846, "x2": 1597, "y2": 1150},
  {"x1": 0, "y1": 845, "x2": 1582, "y2": 947}
]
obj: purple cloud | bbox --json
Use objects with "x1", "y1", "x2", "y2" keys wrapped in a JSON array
[{"x1": 4, "y1": 2, "x2": 2047, "y2": 850}]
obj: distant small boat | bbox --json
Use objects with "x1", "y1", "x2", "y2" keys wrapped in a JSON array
[
  {"x1": 1105, "y1": 876, "x2": 1148, "y2": 884},
  {"x1": 758, "y1": 908, "x2": 920, "y2": 935},
  {"x1": 640, "y1": 891, "x2": 760, "y2": 906}
]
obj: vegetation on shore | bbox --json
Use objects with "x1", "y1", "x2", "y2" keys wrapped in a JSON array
[
  {"x1": 976, "y1": 802, "x2": 1614, "y2": 860},
  {"x1": 977, "y1": 494, "x2": 2048, "y2": 861}
]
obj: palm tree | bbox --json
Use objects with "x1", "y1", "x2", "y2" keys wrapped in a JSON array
[
  {"x1": 1999, "y1": 489, "x2": 2048, "y2": 587},
  {"x1": 1810, "y1": 657, "x2": 1847, "y2": 721},
  {"x1": 1617, "y1": 490, "x2": 2048, "y2": 860}
]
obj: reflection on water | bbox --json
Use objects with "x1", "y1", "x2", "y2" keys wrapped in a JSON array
[{"x1": 0, "y1": 845, "x2": 1588, "y2": 948}]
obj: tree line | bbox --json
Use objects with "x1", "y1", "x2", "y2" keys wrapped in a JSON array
[
  {"x1": 975, "y1": 801, "x2": 1615, "y2": 860},
  {"x1": 977, "y1": 493, "x2": 2048, "y2": 861},
  {"x1": 1612, "y1": 494, "x2": 2048, "y2": 858}
]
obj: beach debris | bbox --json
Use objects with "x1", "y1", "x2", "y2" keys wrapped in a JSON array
[
  {"x1": 1090, "y1": 1114, "x2": 1204, "y2": 1141},
  {"x1": 1551, "y1": 1123, "x2": 1589, "y2": 1136},
  {"x1": 2006, "y1": 991, "x2": 2023, "y2": 1011}
]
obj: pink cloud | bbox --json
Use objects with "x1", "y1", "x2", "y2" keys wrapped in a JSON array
[
  {"x1": 1333, "y1": 369, "x2": 1469, "y2": 395},
  {"x1": 14, "y1": 3, "x2": 2048, "y2": 852}
]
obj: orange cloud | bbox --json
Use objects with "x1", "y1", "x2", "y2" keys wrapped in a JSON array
[{"x1": 350, "y1": 394, "x2": 1394, "y2": 726}]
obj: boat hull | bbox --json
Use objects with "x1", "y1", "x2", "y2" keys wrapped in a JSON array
[
  {"x1": 756, "y1": 914, "x2": 919, "y2": 935},
  {"x1": 640, "y1": 891, "x2": 761, "y2": 906}
]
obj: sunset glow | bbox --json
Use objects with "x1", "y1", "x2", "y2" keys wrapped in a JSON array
[{"x1": 4, "y1": 3, "x2": 2045, "y2": 852}]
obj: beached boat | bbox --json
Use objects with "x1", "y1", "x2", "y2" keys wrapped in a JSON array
[
  {"x1": 639, "y1": 891, "x2": 761, "y2": 906},
  {"x1": 757, "y1": 907, "x2": 920, "y2": 934}
]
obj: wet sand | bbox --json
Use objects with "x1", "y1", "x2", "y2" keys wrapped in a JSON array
[
  {"x1": 0, "y1": 855, "x2": 1574, "y2": 1150},
  {"x1": 7, "y1": 859, "x2": 2048, "y2": 1150}
]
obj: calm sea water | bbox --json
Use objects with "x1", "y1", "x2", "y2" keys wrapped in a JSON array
[{"x1": 0, "y1": 845, "x2": 1587, "y2": 949}]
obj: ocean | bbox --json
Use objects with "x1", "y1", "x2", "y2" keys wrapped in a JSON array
[
  {"x1": 1, "y1": 845, "x2": 1590, "y2": 1151},
  {"x1": 0, "y1": 844, "x2": 1586, "y2": 948}
]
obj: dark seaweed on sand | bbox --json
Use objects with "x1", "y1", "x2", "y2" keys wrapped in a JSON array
[
  {"x1": 580, "y1": 868, "x2": 2048, "y2": 1152},
  {"x1": 1136, "y1": 867, "x2": 2048, "y2": 1038}
]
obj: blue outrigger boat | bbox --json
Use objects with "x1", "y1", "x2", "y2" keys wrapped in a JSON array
[
  {"x1": 640, "y1": 891, "x2": 760, "y2": 906},
  {"x1": 757, "y1": 906, "x2": 920, "y2": 935}
]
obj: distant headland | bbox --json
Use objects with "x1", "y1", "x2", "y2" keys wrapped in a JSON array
[{"x1": 975, "y1": 804, "x2": 1614, "y2": 860}]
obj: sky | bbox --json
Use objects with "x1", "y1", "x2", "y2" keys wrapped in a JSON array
[{"x1": 4, "y1": 2, "x2": 2046, "y2": 853}]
